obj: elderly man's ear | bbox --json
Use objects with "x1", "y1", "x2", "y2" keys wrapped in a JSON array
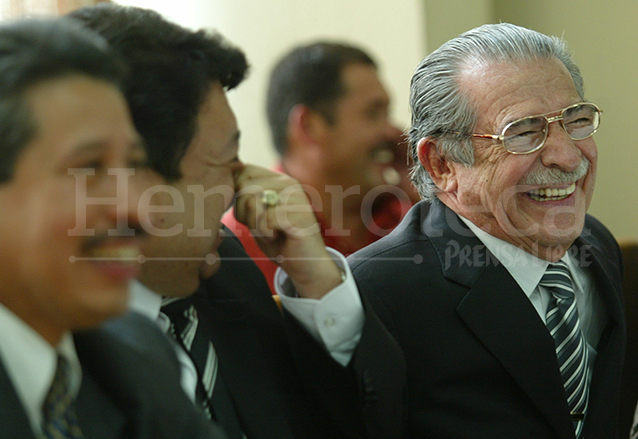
[{"x1": 417, "y1": 137, "x2": 457, "y2": 193}]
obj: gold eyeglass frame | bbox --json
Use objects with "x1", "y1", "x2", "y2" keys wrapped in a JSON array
[{"x1": 467, "y1": 102, "x2": 602, "y2": 155}]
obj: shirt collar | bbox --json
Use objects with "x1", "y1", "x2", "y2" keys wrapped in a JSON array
[
  {"x1": 128, "y1": 280, "x2": 170, "y2": 333},
  {"x1": 458, "y1": 215, "x2": 572, "y2": 299},
  {"x1": 0, "y1": 302, "x2": 81, "y2": 434}
]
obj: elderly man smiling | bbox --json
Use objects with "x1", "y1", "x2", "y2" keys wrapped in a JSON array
[{"x1": 349, "y1": 23, "x2": 624, "y2": 439}]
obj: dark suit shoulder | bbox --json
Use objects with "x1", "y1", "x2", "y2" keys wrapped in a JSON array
[
  {"x1": 101, "y1": 311, "x2": 179, "y2": 367},
  {"x1": 349, "y1": 201, "x2": 450, "y2": 302},
  {"x1": 349, "y1": 201, "x2": 432, "y2": 270},
  {"x1": 583, "y1": 213, "x2": 623, "y2": 265},
  {"x1": 74, "y1": 313, "x2": 227, "y2": 439}
]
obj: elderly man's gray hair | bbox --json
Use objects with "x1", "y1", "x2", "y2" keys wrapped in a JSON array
[{"x1": 408, "y1": 22, "x2": 585, "y2": 201}]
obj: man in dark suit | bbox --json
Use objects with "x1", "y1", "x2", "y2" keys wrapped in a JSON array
[
  {"x1": 0, "y1": 17, "x2": 225, "y2": 439},
  {"x1": 70, "y1": 4, "x2": 405, "y2": 439},
  {"x1": 349, "y1": 23, "x2": 625, "y2": 439}
]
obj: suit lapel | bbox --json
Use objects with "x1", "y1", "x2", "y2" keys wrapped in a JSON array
[
  {"x1": 456, "y1": 265, "x2": 575, "y2": 438},
  {"x1": 75, "y1": 365, "x2": 128, "y2": 439},
  {"x1": 0, "y1": 356, "x2": 36, "y2": 439},
  {"x1": 194, "y1": 234, "x2": 298, "y2": 439},
  {"x1": 573, "y1": 229, "x2": 625, "y2": 436},
  {"x1": 0, "y1": 339, "x2": 128, "y2": 439},
  {"x1": 73, "y1": 333, "x2": 128, "y2": 439},
  {"x1": 575, "y1": 230, "x2": 623, "y2": 329},
  {"x1": 426, "y1": 202, "x2": 576, "y2": 439},
  {"x1": 196, "y1": 292, "x2": 297, "y2": 439}
]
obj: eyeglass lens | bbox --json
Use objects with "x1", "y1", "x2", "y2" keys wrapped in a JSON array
[{"x1": 502, "y1": 103, "x2": 599, "y2": 153}]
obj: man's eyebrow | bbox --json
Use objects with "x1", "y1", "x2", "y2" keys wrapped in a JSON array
[
  {"x1": 70, "y1": 142, "x2": 107, "y2": 154},
  {"x1": 64, "y1": 137, "x2": 147, "y2": 162}
]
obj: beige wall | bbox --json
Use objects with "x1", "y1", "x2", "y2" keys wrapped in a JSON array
[
  {"x1": 116, "y1": 0, "x2": 426, "y2": 170},
  {"x1": 423, "y1": 0, "x2": 493, "y2": 52}
]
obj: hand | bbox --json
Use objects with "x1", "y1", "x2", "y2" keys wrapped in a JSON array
[{"x1": 233, "y1": 164, "x2": 342, "y2": 299}]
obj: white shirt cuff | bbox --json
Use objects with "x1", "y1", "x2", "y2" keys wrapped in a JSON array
[{"x1": 274, "y1": 248, "x2": 364, "y2": 366}]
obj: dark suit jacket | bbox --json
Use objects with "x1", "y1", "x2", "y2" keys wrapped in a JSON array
[
  {"x1": 0, "y1": 312, "x2": 226, "y2": 439},
  {"x1": 187, "y1": 228, "x2": 406, "y2": 439},
  {"x1": 349, "y1": 200, "x2": 626, "y2": 439}
]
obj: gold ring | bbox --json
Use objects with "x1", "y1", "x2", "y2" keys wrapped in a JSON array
[{"x1": 260, "y1": 190, "x2": 280, "y2": 208}]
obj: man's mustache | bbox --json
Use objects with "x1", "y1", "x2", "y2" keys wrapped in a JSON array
[
  {"x1": 520, "y1": 157, "x2": 590, "y2": 186},
  {"x1": 80, "y1": 225, "x2": 146, "y2": 253}
]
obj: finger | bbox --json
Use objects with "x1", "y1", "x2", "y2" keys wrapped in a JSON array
[
  {"x1": 255, "y1": 204, "x2": 280, "y2": 242},
  {"x1": 277, "y1": 203, "x2": 319, "y2": 236},
  {"x1": 234, "y1": 184, "x2": 264, "y2": 230},
  {"x1": 235, "y1": 179, "x2": 305, "y2": 229},
  {"x1": 242, "y1": 190, "x2": 314, "y2": 244}
]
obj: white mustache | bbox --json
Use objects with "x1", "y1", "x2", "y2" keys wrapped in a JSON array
[{"x1": 520, "y1": 157, "x2": 589, "y2": 186}]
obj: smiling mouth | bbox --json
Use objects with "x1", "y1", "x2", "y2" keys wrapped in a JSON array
[{"x1": 527, "y1": 182, "x2": 576, "y2": 202}]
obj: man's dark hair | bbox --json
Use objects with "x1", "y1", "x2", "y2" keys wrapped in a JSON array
[
  {"x1": 0, "y1": 17, "x2": 125, "y2": 183},
  {"x1": 69, "y1": 4, "x2": 249, "y2": 181},
  {"x1": 266, "y1": 42, "x2": 376, "y2": 156}
]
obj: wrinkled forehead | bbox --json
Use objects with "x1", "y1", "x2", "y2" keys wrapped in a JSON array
[
  {"x1": 458, "y1": 56, "x2": 572, "y2": 97},
  {"x1": 458, "y1": 58, "x2": 581, "y2": 126}
]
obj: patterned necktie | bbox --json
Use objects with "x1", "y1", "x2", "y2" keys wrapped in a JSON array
[
  {"x1": 541, "y1": 261, "x2": 589, "y2": 439},
  {"x1": 162, "y1": 300, "x2": 218, "y2": 418},
  {"x1": 161, "y1": 299, "x2": 245, "y2": 439},
  {"x1": 41, "y1": 355, "x2": 84, "y2": 439}
]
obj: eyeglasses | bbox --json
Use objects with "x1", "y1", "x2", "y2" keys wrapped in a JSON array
[{"x1": 467, "y1": 102, "x2": 601, "y2": 154}]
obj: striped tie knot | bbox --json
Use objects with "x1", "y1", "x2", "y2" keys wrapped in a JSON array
[{"x1": 539, "y1": 262, "x2": 575, "y2": 301}]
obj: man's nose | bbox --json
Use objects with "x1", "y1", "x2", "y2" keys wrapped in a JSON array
[{"x1": 540, "y1": 122, "x2": 583, "y2": 172}]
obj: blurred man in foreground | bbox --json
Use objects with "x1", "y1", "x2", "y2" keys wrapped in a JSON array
[{"x1": 0, "y1": 17, "x2": 225, "y2": 439}]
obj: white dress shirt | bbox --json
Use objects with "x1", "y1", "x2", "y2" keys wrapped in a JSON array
[
  {"x1": 275, "y1": 247, "x2": 364, "y2": 366},
  {"x1": 129, "y1": 281, "x2": 199, "y2": 401},
  {"x1": 0, "y1": 302, "x2": 81, "y2": 435},
  {"x1": 459, "y1": 215, "x2": 607, "y2": 385}
]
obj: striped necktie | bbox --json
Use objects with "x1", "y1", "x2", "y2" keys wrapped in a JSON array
[
  {"x1": 541, "y1": 261, "x2": 589, "y2": 438},
  {"x1": 162, "y1": 300, "x2": 218, "y2": 418},
  {"x1": 41, "y1": 355, "x2": 84, "y2": 439},
  {"x1": 161, "y1": 299, "x2": 245, "y2": 439}
]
